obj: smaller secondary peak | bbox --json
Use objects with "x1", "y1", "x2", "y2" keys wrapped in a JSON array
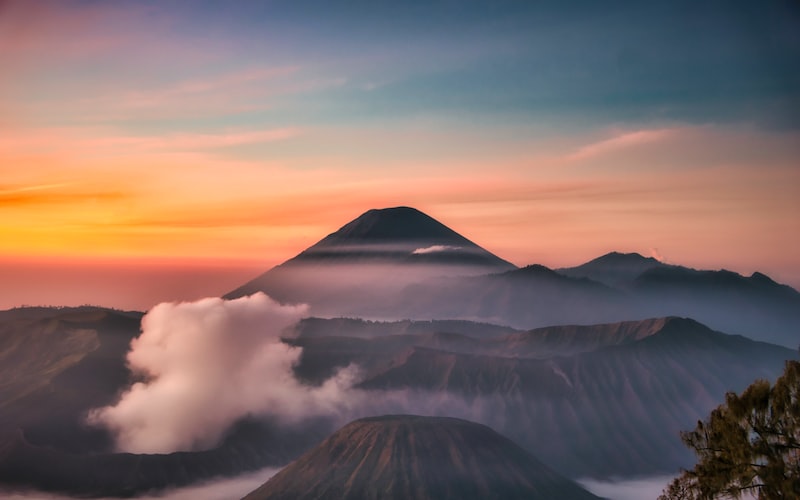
[
  {"x1": 510, "y1": 264, "x2": 561, "y2": 277},
  {"x1": 659, "y1": 316, "x2": 709, "y2": 330},
  {"x1": 750, "y1": 271, "x2": 776, "y2": 284},
  {"x1": 590, "y1": 251, "x2": 659, "y2": 264},
  {"x1": 557, "y1": 251, "x2": 668, "y2": 289}
]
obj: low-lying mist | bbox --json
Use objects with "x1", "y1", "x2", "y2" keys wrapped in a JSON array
[
  {"x1": 578, "y1": 475, "x2": 675, "y2": 500},
  {"x1": 1, "y1": 466, "x2": 280, "y2": 500}
]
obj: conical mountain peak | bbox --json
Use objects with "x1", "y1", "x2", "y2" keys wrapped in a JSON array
[
  {"x1": 288, "y1": 207, "x2": 515, "y2": 268},
  {"x1": 243, "y1": 415, "x2": 600, "y2": 500},
  {"x1": 315, "y1": 207, "x2": 469, "y2": 245},
  {"x1": 557, "y1": 250, "x2": 668, "y2": 288},
  {"x1": 224, "y1": 207, "x2": 515, "y2": 307}
]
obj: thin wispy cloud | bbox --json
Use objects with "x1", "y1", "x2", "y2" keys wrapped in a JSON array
[
  {"x1": 0, "y1": 126, "x2": 301, "y2": 156},
  {"x1": 112, "y1": 66, "x2": 300, "y2": 110},
  {"x1": 412, "y1": 245, "x2": 462, "y2": 255},
  {"x1": 108, "y1": 128, "x2": 303, "y2": 151},
  {"x1": 0, "y1": 182, "x2": 77, "y2": 195},
  {"x1": 0, "y1": 183, "x2": 129, "y2": 208},
  {"x1": 564, "y1": 129, "x2": 676, "y2": 162}
]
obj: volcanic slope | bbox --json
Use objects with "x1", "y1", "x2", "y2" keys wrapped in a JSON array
[
  {"x1": 290, "y1": 317, "x2": 795, "y2": 476},
  {"x1": 224, "y1": 207, "x2": 516, "y2": 317},
  {"x1": 243, "y1": 415, "x2": 601, "y2": 500}
]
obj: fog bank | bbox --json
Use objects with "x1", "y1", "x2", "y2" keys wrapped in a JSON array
[
  {"x1": 578, "y1": 475, "x2": 675, "y2": 500},
  {"x1": 1, "y1": 466, "x2": 280, "y2": 500}
]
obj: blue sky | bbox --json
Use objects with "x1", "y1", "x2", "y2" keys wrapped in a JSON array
[{"x1": 1, "y1": 0, "x2": 799, "y2": 309}]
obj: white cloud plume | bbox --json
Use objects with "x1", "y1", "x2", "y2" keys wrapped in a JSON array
[
  {"x1": 412, "y1": 245, "x2": 462, "y2": 255},
  {"x1": 564, "y1": 128, "x2": 675, "y2": 162},
  {"x1": 88, "y1": 293, "x2": 357, "y2": 454},
  {"x1": 649, "y1": 247, "x2": 667, "y2": 263}
]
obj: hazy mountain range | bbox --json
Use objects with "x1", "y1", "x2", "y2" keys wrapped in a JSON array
[
  {"x1": 1, "y1": 207, "x2": 797, "y2": 498},
  {"x1": 288, "y1": 316, "x2": 792, "y2": 476},
  {"x1": 229, "y1": 207, "x2": 800, "y2": 348}
]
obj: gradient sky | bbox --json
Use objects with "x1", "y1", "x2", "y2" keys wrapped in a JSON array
[{"x1": 1, "y1": 0, "x2": 799, "y2": 310}]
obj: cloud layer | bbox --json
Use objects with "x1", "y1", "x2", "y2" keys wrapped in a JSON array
[{"x1": 89, "y1": 293, "x2": 357, "y2": 453}]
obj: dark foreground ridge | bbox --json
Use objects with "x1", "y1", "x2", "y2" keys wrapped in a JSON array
[{"x1": 243, "y1": 415, "x2": 601, "y2": 500}]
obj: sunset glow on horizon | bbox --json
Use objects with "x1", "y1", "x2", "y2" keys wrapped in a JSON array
[{"x1": 1, "y1": 0, "x2": 798, "y2": 310}]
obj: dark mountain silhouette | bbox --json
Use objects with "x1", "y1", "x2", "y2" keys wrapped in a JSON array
[
  {"x1": 301, "y1": 207, "x2": 512, "y2": 266},
  {"x1": 0, "y1": 420, "x2": 321, "y2": 498},
  {"x1": 287, "y1": 318, "x2": 521, "y2": 384},
  {"x1": 556, "y1": 253, "x2": 800, "y2": 346},
  {"x1": 288, "y1": 316, "x2": 677, "y2": 384},
  {"x1": 393, "y1": 264, "x2": 627, "y2": 327},
  {"x1": 290, "y1": 317, "x2": 521, "y2": 340},
  {"x1": 225, "y1": 207, "x2": 516, "y2": 314},
  {"x1": 398, "y1": 261, "x2": 800, "y2": 346},
  {"x1": 479, "y1": 316, "x2": 677, "y2": 358},
  {"x1": 242, "y1": 415, "x2": 601, "y2": 500},
  {"x1": 557, "y1": 251, "x2": 668, "y2": 288},
  {"x1": 225, "y1": 208, "x2": 800, "y2": 346}
]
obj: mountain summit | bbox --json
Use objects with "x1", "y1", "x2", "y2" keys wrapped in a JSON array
[
  {"x1": 557, "y1": 251, "x2": 667, "y2": 288},
  {"x1": 225, "y1": 207, "x2": 515, "y2": 312},
  {"x1": 286, "y1": 206, "x2": 515, "y2": 268},
  {"x1": 243, "y1": 415, "x2": 600, "y2": 500},
  {"x1": 225, "y1": 209, "x2": 799, "y2": 345},
  {"x1": 313, "y1": 206, "x2": 474, "y2": 244}
]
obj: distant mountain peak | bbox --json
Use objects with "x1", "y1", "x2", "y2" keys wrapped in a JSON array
[
  {"x1": 312, "y1": 206, "x2": 474, "y2": 246},
  {"x1": 514, "y1": 264, "x2": 559, "y2": 275},
  {"x1": 285, "y1": 206, "x2": 516, "y2": 269},
  {"x1": 750, "y1": 271, "x2": 776, "y2": 284},
  {"x1": 556, "y1": 250, "x2": 668, "y2": 288},
  {"x1": 589, "y1": 251, "x2": 660, "y2": 264},
  {"x1": 224, "y1": 206, "x2": 516, "y2": 304}
]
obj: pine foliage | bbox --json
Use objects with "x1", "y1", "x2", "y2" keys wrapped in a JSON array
[{"x1": 660, "y1": 360, "x2": 800, "y2": 499}]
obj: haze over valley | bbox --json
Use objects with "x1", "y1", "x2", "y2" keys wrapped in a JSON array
[
  {"x1": 2, "y1": 1, "x2": 798, "y2": 498},
  {"x1": 1, "y1": 207, "x2": 798, "y2": 499}
]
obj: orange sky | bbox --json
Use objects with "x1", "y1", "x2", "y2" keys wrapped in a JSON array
[{"x1": 1, "y1": 0, "x2": 798, "y2": 310}]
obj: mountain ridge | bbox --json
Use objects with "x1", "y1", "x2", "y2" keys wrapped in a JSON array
[{"x1": 225, "y1": 206, "x2": 799, "y2": 346}]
